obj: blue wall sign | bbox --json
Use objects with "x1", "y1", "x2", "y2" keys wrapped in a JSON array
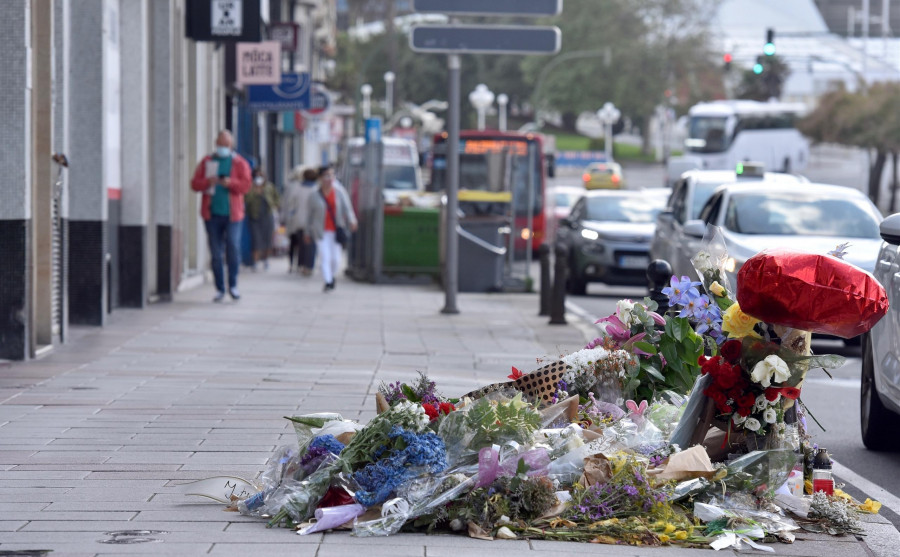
[{"x1": 246, "y1": 73, "x2": 312, "y2": 112}]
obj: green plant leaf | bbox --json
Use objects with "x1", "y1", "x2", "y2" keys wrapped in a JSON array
[
  {"x1": 643, "y1": 363, "x2": 665, "y2": 382},
  {"x1": 633, "y1": 341, "x2": 658, "y2": 355}
]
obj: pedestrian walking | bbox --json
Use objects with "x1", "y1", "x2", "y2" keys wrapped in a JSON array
[
  {"x1": 245, "y1": 167, "x2": 280, "y2": 271},
  {"x1": 190, "y1": 130, "x2": 252, "y2": 302},
  {"x1": 281, "y1": 166, "x2": 319, "y2": 275},
  {"x1": 306, "y1": 165, "x2": 357, "y2": 292}
]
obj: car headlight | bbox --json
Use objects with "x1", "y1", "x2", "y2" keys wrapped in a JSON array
[{"x1": 581, "y1": 229, "x2": 599, "y2": 241}]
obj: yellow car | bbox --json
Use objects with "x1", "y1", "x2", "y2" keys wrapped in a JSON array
[{"x1": 582, "y1": 161, "x2": 624, "y2": 190}]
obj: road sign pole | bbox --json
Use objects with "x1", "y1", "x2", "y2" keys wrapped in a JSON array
[{"x1": 442, "y1": 53, "x2": 461, "y2": 315}]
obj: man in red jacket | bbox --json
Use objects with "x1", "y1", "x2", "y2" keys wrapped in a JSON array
[{"x1": 190, "y1": 130, "x2": 252, "y2": 302}]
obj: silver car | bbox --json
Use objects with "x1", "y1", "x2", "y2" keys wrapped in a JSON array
[
  {"x1": 558, "y1": 189, "x2": 668, "y2": 294},
  {"x1": 682, "y1": 182, "x2": 883, "y2": 288},
  {"x1": 861, "y1": 213, "x2": 900, "y2": 450},
  {"x1": 651, "y1": 168, "x2": 808, "y2": 280}
]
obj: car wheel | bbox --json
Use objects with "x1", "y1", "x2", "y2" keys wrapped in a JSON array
[{"x1": 860, "y1": 333, "x2": 900, "y2": 450}]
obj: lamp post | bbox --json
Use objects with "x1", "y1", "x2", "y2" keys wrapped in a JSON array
[
  {"x1": 497, "y1": 93, "x2": 509, "y2": 132},
  {"x1": 383, "y1": 71, "x2": 395, "y2": 119},
  {"x1": 468, "y1": 83, "x2": 495, "y2": 131},
  {"x1": 596, "y1": 102, "x2": 621, "y2": 162},
  {"x1": 361, "y1": 83, "x2": 373, "y2": 119}
]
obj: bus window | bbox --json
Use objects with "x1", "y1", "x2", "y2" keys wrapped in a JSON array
[{"x1": 687, "y1": 116, "x2": 729, "y2": 153}]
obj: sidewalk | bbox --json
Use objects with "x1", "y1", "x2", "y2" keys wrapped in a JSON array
[{"x1": 0, "y1": 258, "x2": 895, "y2": 556}]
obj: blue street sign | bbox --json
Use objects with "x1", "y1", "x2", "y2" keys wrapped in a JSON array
[
  {"x1": 365, "y1": 118, "x2": 382, "y2": 144},
  {"x1": 246, "y1": 73, "x2": 312, "y2": 112}
]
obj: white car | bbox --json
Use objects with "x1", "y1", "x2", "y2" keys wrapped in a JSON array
[
  {"x1": 862, "y1": 213, "x2": 900, "y2": 450},
  {"x1": 650, "y1": 167, "x2": 808, "y2": 280},
  {"x1": 682, "y1": 182, "x2": 883, "y2": 289}
]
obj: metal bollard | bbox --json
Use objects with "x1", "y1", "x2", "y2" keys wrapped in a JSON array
[
  {"x1": 549, "y1": 243, "x2": 568, "y2": 325},
  {"x1": 646, "y1": 259, "x2": 673, "y2": 314},
  {"x1": 538, "y1": 243, "x2": 551, "y2": 316}
]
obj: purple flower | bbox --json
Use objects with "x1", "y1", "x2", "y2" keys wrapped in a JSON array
[{"x1": 662, "y1": 275, "x2": 701, "y2": 307}]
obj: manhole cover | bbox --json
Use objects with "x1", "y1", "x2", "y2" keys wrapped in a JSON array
[
  {"x1": 98, "y1": 537, "x2": 161, "y2": 544},
  {"x1": 0, "y1": 551, "x2": 52, "y2": 556}
]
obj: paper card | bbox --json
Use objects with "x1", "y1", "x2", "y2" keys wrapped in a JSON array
[
  {"x1": 205, "y1": 160, "x2": 219, "y2": 179},
  {"x1": 178, "y1": 476, "x2": 257, "y2": 504}
]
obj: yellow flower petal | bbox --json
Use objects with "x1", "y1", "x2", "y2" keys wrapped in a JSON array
[
  {"x1": 663, "y1": 523, "x2": 676, "y2": 534},
  {"x1": 675, "y1": 530, "x2": 688, "y2": 540},
  {"x1": 659, "y1": 534, "x2": 671, "y2": 543},
  {"x1": 861, "y1": 498, "x2": 882, "y2": 514}
]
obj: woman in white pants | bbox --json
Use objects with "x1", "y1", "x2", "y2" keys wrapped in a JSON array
[{"x1": 305, "y1": 166, "x2": 357, "y2": 291}]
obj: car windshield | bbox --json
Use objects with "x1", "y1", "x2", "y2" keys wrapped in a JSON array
[
  {"x1": 585, "y1": 195, "x2": 666, "y2": 223},
  {"x1": 383, "y1": 165, "x2": 417, "y2": 190},
  {"x1": 554, "y1": 191, "x2": 580, "y2": 207},
  {"x1": 724, "y1": 192, "x2": 881, "y2": 237},
  {"x1": 692, "y1": 181, "x2": 725, "y2": 219},
  {"x1": 590, "y1": 165, "x2": 613, "y2": 175}
]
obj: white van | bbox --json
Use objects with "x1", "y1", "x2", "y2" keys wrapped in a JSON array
[{"x1": 343, "y1": 137, "x2": 423, "y2": 206}]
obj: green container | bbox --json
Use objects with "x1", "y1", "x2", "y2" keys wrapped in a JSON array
[{"x1": 382, "y1": 207, "x2": 440, "y2": 273}]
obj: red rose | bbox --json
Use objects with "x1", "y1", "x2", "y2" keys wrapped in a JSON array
[
  {"x1": 737, "y1": 393, "x2": 756, "y2": 409},
  {"x1": 439, "y1": 402, "x2": 456, "y2": 415},
  {"x1": 701, "y1": 356, "x2": 722, "y2": 376},
  {"x1": 318, "y1": 486, "x2": 354, "y2": 508},
  {"x1": 720, "y1": 340, "x2": 742, "y2": 363},
  {"x1": 698, "y1": 355, "x2": 710, "y2": 366},
  {"x1": 765, "y1": 388, "x2": 780, "y2": 402},
  {"x1": 716, "y1": 365, "x2": 741, "y2": 390},
  {"x1": 737, "y1": 406, "x2": 752, "y2": 417}
]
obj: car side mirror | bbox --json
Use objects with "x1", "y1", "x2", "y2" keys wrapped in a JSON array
[
  {"x1": 560, "y1": 217, "x2": 576, "y2": 229},
  {"x1": 880, "y1": 213, "x2": 900, "y2": 245},
  {"x1": 657, "y1": 209, "x2": 674, "y2": 224},
  {"x1": 683, "y1": 219, "x2": 707, "y2": 239}
]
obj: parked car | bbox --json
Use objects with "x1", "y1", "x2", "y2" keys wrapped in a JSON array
[
  {"x1": 545, "y1": 185, "x2": 587, "y2": 245},
  {"x1": 582, "y1": 161, "x2": 624, "y2": 190},
  {"x1": 650, "y1": 167, "x2": 808, "y2": 279},
  {"x1": 557, "y1": 189, "x2": 669, "y2": 294},
  {"x1": 861, "y1": 213, "x2": 900, "y2": 450},
  {"x1": 683, "y1": 182, "x2": 883, "y2": 287},
  {"x1": 342, "y1": 137, "x2": 423, "y2": 207}
]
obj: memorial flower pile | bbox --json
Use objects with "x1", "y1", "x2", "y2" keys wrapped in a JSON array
[{"x1": 186, "y1": 227, "x2": 890, "y2": 550}]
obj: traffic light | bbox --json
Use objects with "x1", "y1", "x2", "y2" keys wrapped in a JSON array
[
  {"x1": 764, "y1": 28, "x2": 775, "y2": 56},
  {"x1": 753, "y1": 55, "x2": 764, "y2": 75},
  {"x1": 723, "y1": 52, "x2": 732, "y2": 72}
]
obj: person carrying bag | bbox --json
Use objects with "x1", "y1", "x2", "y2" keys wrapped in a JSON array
[{"x1": 305, "y1": 166, "x2": 357, "y2": 292}]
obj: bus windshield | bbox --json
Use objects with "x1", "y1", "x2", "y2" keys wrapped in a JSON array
[
  {"x1": 687, "y1": 116, "x2": 729, "y2": 153},
  {"x1": 430, "y1": 138, "x2": 542, "y2": 215}
]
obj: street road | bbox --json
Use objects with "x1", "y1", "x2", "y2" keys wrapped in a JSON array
[{"x1": 566, "y1": 282, "x2": 900, "y2": 533}]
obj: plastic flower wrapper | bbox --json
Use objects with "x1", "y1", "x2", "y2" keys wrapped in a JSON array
[
  {"x1": 284, "y1": 413, "x2": 347, "y2": 454},
  {"x1": 265, "y1": 401, "x2": 430, "y2": 526},
  {"x1": 690, "y1": 225, "x2": 735, "y2": 310},
  {"x1": 436, "y1": 391, "x2": 542, "y2": 469},
  {"x1": 476, "y1": 444, "x2": 551, "y2": 488},
  {"x1": 297, "y1": 503, "x2": 367, "y2": 535},
  {"x1": 717, "y1": 449, "x2": 798, "y2": 499},
  {"x1": 694, "y1": 500, "x2": 798, "y2": 552},
  {"x1": 644, "y1": 393, "x2": 687, "y2": 440}
]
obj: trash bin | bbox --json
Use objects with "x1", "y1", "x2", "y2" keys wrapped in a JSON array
[
  {"x1": 382, "y1": 206, "x2": 440, "y2": 274},
  {"x1": 457, "y1": 217, "x2": 507, "y2": 292}
]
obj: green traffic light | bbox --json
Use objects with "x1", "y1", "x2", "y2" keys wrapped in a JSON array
[
  {"x1": 763, "y1": 43, "x2": 775, "y2": 56},
  {"x1": 753, "y1": 63, "x2": 764, "y2": 74}
]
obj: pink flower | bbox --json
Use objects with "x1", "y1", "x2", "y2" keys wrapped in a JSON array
[
  {"x1": 597, "y1": 315, "x2": 630, "y2": 342},
  {"x1": 647, "y1": 311, "x2": 666, "y2": 326}
]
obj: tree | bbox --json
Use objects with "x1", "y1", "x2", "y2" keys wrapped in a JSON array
[
  {"x1": 520, "y1": 0, "x2": 723, "y2": 150},
  {"x1": 799, "y1": 82, "x2": 900, "y2": 209},
  {"x1": 734, "y1": 55, "x2": 790, "y2": 101}
]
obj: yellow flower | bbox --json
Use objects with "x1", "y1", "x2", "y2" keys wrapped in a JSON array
[
  {"x1": 722, "y1": 303, "x2": 762, "y2": 339},
  {"x1": 860, "y1": 498, "x2": 882, "y2": 514},
  {"x1": 709, "y1": 281, "x2": 726, "y2": 297},
  {"x1": 675, "y1": 530, "x2": 688, "y2": 540},
  {"x1": 663, "y1": 523, "x2": 676, "y2": 534},
  {"x1": 834, "y1": 489, "x2": 853, "y2": 502},
  {"x1": 659, "y1": 534, "x2": 671, "y2": 543},
  {"x1": 804, "y1": 480, "x2": 813, "y2": 495}
]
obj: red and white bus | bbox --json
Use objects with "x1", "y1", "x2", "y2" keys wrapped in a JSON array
[{"x1": 428, "y1": 130, "x2": 549, "y2": 251}]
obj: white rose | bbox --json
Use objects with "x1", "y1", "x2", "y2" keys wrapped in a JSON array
[
  {"x1": 768, "y1": 355, "x2": 791, "y2": 384},
  {"x1": 767, "y1": 393, "x2": 782, "y2": 405},
  {"x1": 750, "y1": 360, "x2": 773, "y2": 388},
  {"x1": 744, "y1": 417, "x2": 761, "y2": 432},
  {"x1": 733, "y1": 413, "x2": 747, "y2": 425},
  {"x1": 616, "y1": 299, "x2": 637, "y2": 327},
  {"x1": 750, "y1": 355, "x2": 789, "y2": 388},
  {"x1": 763, "y1": 408, "x2": 778, "y2": 424}
]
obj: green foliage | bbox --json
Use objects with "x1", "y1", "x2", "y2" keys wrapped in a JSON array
[
  {"x1": 465, "y1": 393, "x2": 543, "y2": 450},
  {"x1": 734, "y1": 54, "x2": 790, "y2": 101}
]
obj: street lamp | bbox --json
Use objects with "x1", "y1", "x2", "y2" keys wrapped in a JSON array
[
  {"x1": 468, "y1": 83, "x2": 495, "y2": 131},
  {"x1": 361, "y1": 83, "x2": 373, "y2": 119},
  {"x1": 383, "y1": 71, "x2": 395, "y2": 119},
  {"x1": 596, "y1": 102, "x2": 621, "y2": 162},
  {"x1": 497, "y1": 93, "x2": 509, "y2": 132}
]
